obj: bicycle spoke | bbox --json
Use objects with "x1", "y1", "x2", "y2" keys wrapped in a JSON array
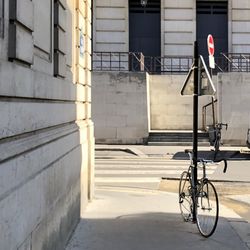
[
  {"x1": 196, "y1": 181, "x2": 219, "y2": 237},
  {"x1": 179, "y1": 171, "x2": 192, "y2": 222}
]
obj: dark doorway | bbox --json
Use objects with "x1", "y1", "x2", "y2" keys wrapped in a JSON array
[
  {"x1": 197, "y1": 1, "x2": 228, "y2": 59},
  {"x1": 129, "y1": 0, "x2": 161, "y2": 71}
]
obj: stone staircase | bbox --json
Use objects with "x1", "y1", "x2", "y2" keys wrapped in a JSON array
[{"x1": 147, "y1": 131, "x2": 210, "y2": 146}]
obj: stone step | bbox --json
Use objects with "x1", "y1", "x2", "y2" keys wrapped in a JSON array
[{"x1": 147, "y1": 131, "x2": 210, "y2": 144}]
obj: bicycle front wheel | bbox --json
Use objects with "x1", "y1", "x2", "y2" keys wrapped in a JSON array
[
  {"x1": 179, "y1": 171, "x2": 192, "y2": 222},
  {"x1": 196, "y1": 180, "x2": 219, "y2": 237}
]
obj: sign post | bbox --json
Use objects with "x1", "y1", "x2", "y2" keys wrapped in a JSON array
[
  {"x1": 207, "y1": 34, "x2": 215, "y2": 69},
  {"x1": 180, "y1": 41, "x2": 216, "y2": 224},
  {"x1": 192, "y1": 41, "x2": 199, "y2": 222}
]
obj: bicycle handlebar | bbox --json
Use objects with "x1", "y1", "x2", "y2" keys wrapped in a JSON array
[
  {"x1": 216, "y1": 123, "x2": 228, "y2": 130},
  {"x1": 223, "y1": 159, "x2": 228, "y2": 173},
  {"x1": 184, "y1": 149, "x2": 228, "y2": 173}
]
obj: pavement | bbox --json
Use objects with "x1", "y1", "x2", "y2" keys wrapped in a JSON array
[{"x1": 66, "y1": 145, "x2": 250, "y2": 250}]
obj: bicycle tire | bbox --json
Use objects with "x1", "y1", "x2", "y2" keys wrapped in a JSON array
[
  {"x1": 179, "y1": 171, "x2": 192, "y2": 222},
  {"x1": 196, "y1": 180, "x2": 219, "y2": 237}
]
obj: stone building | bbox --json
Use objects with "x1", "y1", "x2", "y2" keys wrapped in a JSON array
[
  {"x1": 91, "y1": 0, "x2": 250, "y2": 145},
  {"x1": 93, "y1": 0, "x2": 250, "y2": 58},
  {"x1": 0, "y1": 1, "x2": 94, "y2": 249}
]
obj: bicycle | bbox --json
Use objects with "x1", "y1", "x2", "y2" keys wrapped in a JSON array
[
  {"x1": 179, "y1": 149, "x2": 227, "y2": 237},
  {"x1": 212, "y1": 123, "x2": 228, "y2": 159}
]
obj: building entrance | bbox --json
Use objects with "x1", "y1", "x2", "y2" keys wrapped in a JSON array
[
  {"x1": 197, "y1": 1, "x2": 228, "y2": 59},
  {"x1": 129, "y1": 0, "x2": 161, "y2": 70}
]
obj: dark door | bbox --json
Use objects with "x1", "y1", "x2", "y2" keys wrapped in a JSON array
[
  {"x1": 197, "y1": 1, "x2": 228, "y2": 59},
  {"x1": 129, "y1": 0, "x2": 161, "y2": 71}
]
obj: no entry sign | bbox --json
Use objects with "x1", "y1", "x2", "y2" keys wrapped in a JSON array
[{"x1": 207, "y1": 34, "x2": 215, "y2": 56}]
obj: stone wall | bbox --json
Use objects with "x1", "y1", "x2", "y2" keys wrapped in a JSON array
[
  {"x1": 93, "y1": 0, "x2": 128, "y2": 52},
  {"x1": 93, "y1": 0, "x2": 250, "y2": 56},
  {"x1": 161, "y1": 0, "x2": 195, "y2": 57},
  {"x1": 217, "y1": 72, "x2": 250, "y2": 145},
  {"x1": 0, "y1": 1, "x2": 94, "y2": 250},
  {"x1": 231, "y1": 0, "x2": 250, "y2": 53},
  {"x1": 148, "y1": 74, "x2": 213, "y2": 130},
  {"x1": 92, "y1": 71, "x2": 149, "y2": 144}
]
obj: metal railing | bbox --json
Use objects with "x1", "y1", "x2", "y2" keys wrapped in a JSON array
[
  {"x1": 92, "y1": 52, "x2": 145, "y2": 72},
  {"x1": 213, "y1": 53, "x2": 250, "y2": 73},
  {"x1": 92, "y1": 52, "x2": 193, "y2": 74},
  {"x1": 202, "y1": 98, "x2": 217, "y2": 131},
  {"x1": 92, "y1": 51, "x2": 250, "y2": 74},
  {"x1": 143, "y1": 56, "x2": 193, "y2": 73}
]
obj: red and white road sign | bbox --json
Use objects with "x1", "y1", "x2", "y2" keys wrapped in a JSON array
[{"x1": 207, "y1": 34, "x2": 215, "y2": 56}]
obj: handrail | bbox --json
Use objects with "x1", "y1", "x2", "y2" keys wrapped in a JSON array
[
  {"x1": 202, "y1": 98, "x2": 218, "y2": 131},
  {"x1": 221, "y1": 53, "x2": 241, "y2": 71},
  {"x1": 92, "y1": 51, "x2": 250, "y2": 74}
]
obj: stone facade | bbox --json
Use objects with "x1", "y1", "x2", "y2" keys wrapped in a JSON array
[
  {"x1": 217, "y1": 72, "x2": 250, "y2": 145},
  {"x1": 93, "y1": 0, "x2": 250, "y2": 56},
  {"x1": 92, "y1": 71, "x2": 149, "y2": 144},
  {"x1": 0, "y1": 1, "x2": 94, "y2": 250},
  {"x1": 148, "y1": 74, "x2": 213, "y2": 130}
]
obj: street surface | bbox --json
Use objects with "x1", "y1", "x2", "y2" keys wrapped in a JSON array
[
  {"x1": 95, "y1": 145, "x2": 250, "y2": 223},
  {"x1": 66, "y1": 145, "x2": 250, "y2": 250},
  {"x1": 66, "y1": 188, "x2": 250, "y2": 250}
]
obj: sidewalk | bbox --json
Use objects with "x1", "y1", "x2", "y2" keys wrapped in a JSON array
[
  {"x1": 66, "y1": 187, "x2": 250, "y2": 250},
  {"x1": 66, "y1": 145, "x2": 250, "y2": 249}
]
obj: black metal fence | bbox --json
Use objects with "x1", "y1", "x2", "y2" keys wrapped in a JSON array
[{"x1": 92, "y1": 52, "x2": 250, "y2": 74}]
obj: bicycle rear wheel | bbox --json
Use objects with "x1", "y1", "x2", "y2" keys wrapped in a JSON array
[
  {"x1": 179, "y1": 171, "x2": 192, "y2": 221},
  {"x1": 196, "y1": 180, "x2": 219, "y2": 237}
]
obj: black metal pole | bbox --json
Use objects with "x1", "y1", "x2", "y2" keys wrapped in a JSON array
[{"x1": 192, "y1": 41, "x2": 199, "y2": 222}]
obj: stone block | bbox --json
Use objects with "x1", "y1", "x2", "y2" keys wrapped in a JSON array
[
  {"x1": 117, "y1": 127, "x2": 147, "y2": 139},
  {"x1": 232, "y1": 21, "x2": 250, "y2": 33},
  {"x1": 232, "y1": 0, "x2": 250, "y2": 9},
  {"x1": 54, "y1": 27, "x2": 66, "y2": 54},
  {"x1": 10, "y1": 0, "x2": 34, "y2": 31},
  {"x1": 232, "y1": 45, "x2": 250, "y2": 53},
  {"x1": 106, "y1": 115, "x2": 126, "y2": 127},
  {"x1": 232, "y1": 9, "x2": 250, "y2": 21},
  {"x1": 95, "y1": 43, "x2": 128, "y2": 52},
  {"x1": 232, "y1": 33, "x2": 250, "y2": 44},
  {"x1": 96, "y1": 7, "x2": 126, "y2": 19},
  {"x1": 163, "y1": 0, "x2": 194, "y2": 8},
  {"x1": 54, "y1": 51, "x2": 66, "y2": 77},
  {"x1": 96, "y1": 31, "x2": 126, "y2": 43},
  {"x1": 33, "y1": 0, "x2": 51, "y2": 53},
  {"x1": 76, "y1": 0, "x2": 85, "y2": 15},
  {"x1": 164, "y1": 20, "x2": 194, "y2": 32},
  {"x1": 76, "y1": 65, "x2": 86, "y2": 84},
  {"x1": 96, "y1": 0, "x2": 127, "y2": 7},
  {"x1": 94, "y1": 126, "x2": 117, "y2": 139},
  {"x1": 96, "y1": 19, "x2": 126, "y2": 31},
  {"x1": 55, "y1": 2, "x2": 66, "y2": 31},
  {"x1": 164, "y1": 44, "x2": 193, "y2": 56},
  {"x1": 164, "y1": 32, "x2": 193, "y2": 44},
  {"x1": 9, "y1": 23, "x2": 33, "y2": 64},
  {"x1": 0, "y1": 101, "x2": 82, "y2": 139},
  {"x1": 164, "y1": 8, "x2": 193, "y2": 20}
]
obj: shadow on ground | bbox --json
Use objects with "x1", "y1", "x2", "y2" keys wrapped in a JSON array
[
  {"x1": 66, "y1": 212, "x2": 248, "y2": 250},
  {"x1": 173, "y1": 150, "x2": 250, "y2": 161}
]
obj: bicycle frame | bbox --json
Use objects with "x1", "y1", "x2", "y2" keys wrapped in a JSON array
[
  {"x1": 186, "y1": 152, "x2": 198, "y2": 222},
  {"x1": 186, "y1": 153, "x2": 218, "y2": 223}
]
